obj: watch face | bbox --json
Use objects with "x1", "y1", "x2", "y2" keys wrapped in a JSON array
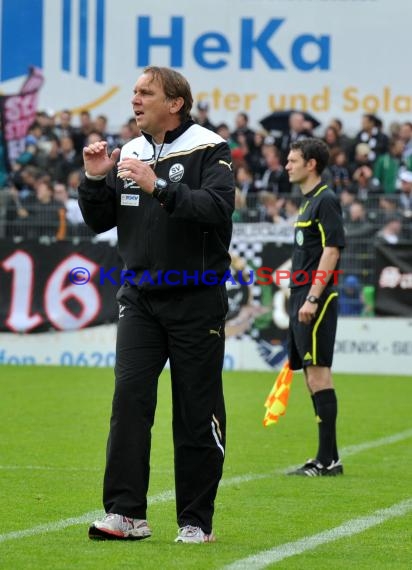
[{"x1": 155, "y1": 178, "x2": 168, "y2": 190}]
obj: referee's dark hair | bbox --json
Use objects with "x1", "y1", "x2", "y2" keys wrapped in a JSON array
[{"x1": 290, "y1": 138, "x2": 330, "y2": 175}]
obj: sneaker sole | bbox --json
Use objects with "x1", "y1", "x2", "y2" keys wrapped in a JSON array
[
  {"x1": 324, "y1": 467, "x2": 344, "y2": 476},
  {"x1": 287, "y1": 467, "x2": 344, "y2": 477},
  {"x1": 175, "y1": 534, "x2": 216, "y2": 544},
  {"x1": 88, "y1": 525, "x2": 152, "y2": 541}
]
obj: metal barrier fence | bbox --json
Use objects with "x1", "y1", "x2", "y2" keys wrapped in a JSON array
[{"x1": 0, "y1": 188, "x2": 410, "y2": 317}]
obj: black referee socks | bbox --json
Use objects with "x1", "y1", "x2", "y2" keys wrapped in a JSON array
[{"x1": 313, "y1": 388, "x2": 339, "y2": 466}]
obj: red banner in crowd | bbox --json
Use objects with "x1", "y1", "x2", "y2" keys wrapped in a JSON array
[
  {"x1": 0, "y1": 67, "x2": 44, "y2": 171},
  {"x1": 0, "y1": 240, "x2": 121, "y2": 333}
]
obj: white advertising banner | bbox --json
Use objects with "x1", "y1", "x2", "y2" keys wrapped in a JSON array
[
  {"x1": 0, "y1": 318, "x2": 411, "y2": 375},
  {"x1": 1, "y1": 0, "x2": 411, "y2": 133}
]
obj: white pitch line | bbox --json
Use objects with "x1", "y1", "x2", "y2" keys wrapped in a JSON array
[
  {"x1": 0, "y1": 428, "x2": 411, "y2": 544},
  {"x1": 339, "y1": 428, "x2": 412, "y2": 457},
  {"x1": 0, "y1": 465, "x2": 172, "y2": 474},
  {"x1": 222, "y1": 498, "x2": 412, "y2": 570},
  {"x1": 0, "y1": 465, "x2": 101, "y2": 472},
  {"x1": 0, "y1": 490, "x2": 175, "y2": 544}
]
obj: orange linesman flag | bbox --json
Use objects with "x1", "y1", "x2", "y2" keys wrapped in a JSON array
[{"x1": 263, "y1": 360, "x2": 294, "y2": 426}]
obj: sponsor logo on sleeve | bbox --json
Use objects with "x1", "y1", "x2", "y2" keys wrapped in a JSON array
[{"x1": 121, "y1": 194, "x2": 140, "y2": 207}]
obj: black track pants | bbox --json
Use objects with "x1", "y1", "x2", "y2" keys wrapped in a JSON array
[{"x1": 103, "y1": 284, "x2": 227, "y2": 534}]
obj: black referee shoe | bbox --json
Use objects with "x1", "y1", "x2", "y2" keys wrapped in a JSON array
[{"x1": 288, "y1": 459, "x2": 344, "y2": 477}]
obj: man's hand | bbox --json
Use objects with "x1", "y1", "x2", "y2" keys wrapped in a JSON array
[
  {"x1": 298, "y1": 300, "x2": 318, "y2": 325},
  {"x1": 117, "y1": 157, "x2": 157, "y2": 194},
  {"x1": 83, "y1": 141, "x2": 121, "y2": 176}
]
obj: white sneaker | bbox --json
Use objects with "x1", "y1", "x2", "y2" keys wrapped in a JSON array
[
  {"x1": 88, "y1": 513, "x2": 152, "y2": 540},
  {"x1": 175, "y1": 525, "x2": 216, "y2": 543}
]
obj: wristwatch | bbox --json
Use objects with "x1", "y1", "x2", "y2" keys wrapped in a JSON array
[
  {"x1": 152, "y1": 178, "x2": 168, "y2": 203},
  {"x1": 306, "y1": 295, "x2": 320, "y2": 304}
]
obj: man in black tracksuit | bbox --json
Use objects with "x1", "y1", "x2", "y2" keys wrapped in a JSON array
[
  {"x1": 285, "y1": 138, "x2": 345, "y2": 477},
  {"x1": 78, "y1": 67, "x2": 234, "y2": 543}
]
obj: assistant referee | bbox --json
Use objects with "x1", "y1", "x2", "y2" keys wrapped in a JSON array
[{"x1": 285, "y1": 138, "x2": 345, "y2": 477}]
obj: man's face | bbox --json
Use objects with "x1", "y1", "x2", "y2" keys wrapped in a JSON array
[
  {"x1": 349, "y1": 203, "x2": 364, "y2": 221},
  {"x1": 400, "y1": 124, "x2": 412, "y2": 142},
  {"x1": 401, "y1": 180, "x2": 412, "y2": 194},
  {"x1": 131, "y1": 72, "x2": 172, "y2": 138},
  {"x1": 361, "y1": 115, "x2": 374, "y2": 131},
  {"x1": 285, "y1": 149, "x2": 310, "y2": 184},
  {"x1": 289, "y1": 112, "x2": 304, "y2": 132}
]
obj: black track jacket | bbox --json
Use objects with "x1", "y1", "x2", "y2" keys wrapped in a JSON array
[{"x1": 78, "y1": 120, "x2": 235, "y2": 288}]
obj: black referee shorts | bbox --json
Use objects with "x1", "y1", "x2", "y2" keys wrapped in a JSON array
[{"x1": 288, "y1": 287, "x2": 338, "y2": 371}]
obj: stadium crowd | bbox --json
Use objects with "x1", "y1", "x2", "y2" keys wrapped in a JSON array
[{"x1": 0, "y1": 105, "x2": 411, "y2": 315}]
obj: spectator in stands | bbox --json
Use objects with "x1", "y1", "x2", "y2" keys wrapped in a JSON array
[
  {"x1": 231, "y1": 112, "x2": 255, "y2": 152},
  {"x1": 10, "y1": 165, "x2": 43, "y2": 199},
  {"x1": 339, "y1": 187, "x2": 358, "y2": 220},
  {"x1": 215, "y1": 123, "x2": 239, "y2": 153},
  {"x1": 234, "y1": 163, "x2": 259, "y2": 206},
  {"x1": 373, "y1": 138, "x2": 412, "y2": 194},
  {"x1": 302, "y1": 118, "x2": 318, "y2": 137},
  {"x1": 35, "y1": 110, "x2": 56, "y2": 139},
  {"x1": 4, "y1": 186, "x2": 31, "y2": 236},
  {"x1": 6, "y1": 177, "x2": 66, "y2": 239},
  {"x1": 53, "y1": 182, "x2": 83, "y2": 224},
  {"x1": 323, "y1": 125, "x2": 341, "y2": 153},
  {"x1": 66, "y1": 169, "x2": 82, "y2": 199},
  {"x1": 344, "y1": 199, "x2": 375, "y2": 238},
  {"x1": 13, "y1": 133, "x2": 39, "y2": 168},
  {"x1": 127, "y1": 116, "x2": 142, "y2": 139},
  {"x1": 328, "y1": 118, "x2": 352, "y2": 155},
  {"x1": 53, "y1": 135, "x2": 83, "y2": 182},
  {"x1": 361, "y1": 285, "x2": 375, "y2": 317},
  {"x1": 0, "y1": 115, "x2": 10, "y2": 187},
  {"x1": 95, "y1": 114, "x2": 119, "y2": 150},
  {"x1": 276, "y1": 111, "x2": 311, "y2": 164},
  {"x1": 34, "y1": 137, "x2": 62, "y2": 179},
  {"x1": 283, "y1": 196, "x2": 300, "y2": 225},
  {"x1": 0, "y1": 143, "x2": 8, "y2": 188},
  {"x1": 193, "y1": 101, "x2": 216, "y2": 132},
  {"x1": 232, "y1": 184, "x2": 266, "y2": 224},
  {"x1": 72, "y1": 110, "x2": 94, "y2": 154},
  {"x1": 53, "y1": 109, "x2": 76, "y2": 140},
  {"x1": 243, "y1": 131, "x2": 267, "y2": 176},
  {"x1": 352, "y1": 113, "x2": 389, "y2": 163},
  {"x1": 33, "y1": 113, "x2": 61, "y2": 164},
  {"x1": 328, "y1": 147, "x2": 351, "y2": 194},
  {"x1": 377, "y1": 195, "x2": 400, "y2": 220},
  {"x1": 259, "y1": 191, "x2": 286, "y2": 224},
  {"x1": 340, "y1": 199, "x2": 375, "y2": 280},
  {"x1": 388, "y1": 121, "x2": 401, "y2": 140},
  {"x1": 338, "y1": 274, "x2": 363, "y2": 316},
  {"x1": 375, "y1": 213, "x2": 403, "y2": 244},
  {"x1": 232, "y1": 187, "x2": 248, "y2": 222},
  {"x1": 255, "y1": 144, "x2": 291, "y2": 194},
  {"x1": 85, "y1": 131, "x2": 104, "y2": 146},
  {"x1": 349, "y1": 142, "x2": 374, "y2": 177},
  {"x1": 117, "y1": 122, "x2": 135, "y2": 147},
  {"x1": 399, "y1": 170, "x2": 412, "y2": 219},
  {"x1": 53, "y1": 182, "x2": 94, "y2": 237},
  {"x1": 349, "y1": 164, "x2": 381, "y2": 202},
  {"x1": 23, "y1": 178, "x2": 67, "y2": 239},
  {"x1": 399, "y1": 121, "x2": 412, "y2": 159}
]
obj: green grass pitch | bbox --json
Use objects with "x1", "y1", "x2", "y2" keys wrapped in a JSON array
[{"x1": 1, "y1": 366, "x2": 411, "y2": 569}]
